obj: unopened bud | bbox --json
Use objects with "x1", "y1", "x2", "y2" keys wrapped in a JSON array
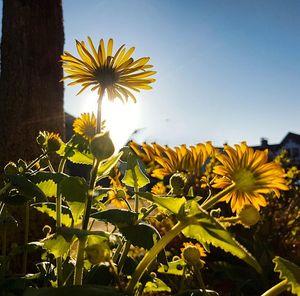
[
  {"x1": 238, "y1": 205, "x2": 260, "y2": 227},
  {"x1": 90, "y1": 132, "x2": 115, "y2": 161}
]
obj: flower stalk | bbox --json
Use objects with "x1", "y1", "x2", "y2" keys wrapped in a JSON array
[
  {"x1": 201, "y1": 183, "x2": 236, "y2": 210},
  {"x1": 126, "y1": 217, "x2": 191, "y2": 294},
  {"x1": 74, "y1": 93, "x2": 104, "y2": 285},
  {"x1": 261, "y1": 279, "x2": 288, "y2": 296}
]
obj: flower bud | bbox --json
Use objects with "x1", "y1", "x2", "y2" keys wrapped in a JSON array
[
  {"x1": 238, "y1": 205, "x2": 260, "y2": 227},
  {"x1": 90, "y1": 132, "x2": 115, "y2": 161},
  {"x1": 4, "y1": 162, "x2": 18, "y2": 175},
  {"x1": 170, "y1": 172, "x2": 187, "y2": 194}
]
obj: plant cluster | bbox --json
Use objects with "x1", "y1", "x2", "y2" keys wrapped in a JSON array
[{"x1": 0, "y1": 38, "x2": 299, "y2": 296}]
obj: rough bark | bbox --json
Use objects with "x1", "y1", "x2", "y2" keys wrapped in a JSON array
[{"x1": 0, "y1": 0, "x2": 65, "y2": 169}]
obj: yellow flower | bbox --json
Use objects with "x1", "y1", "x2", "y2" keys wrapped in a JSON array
[
  {"x1": 180, "y1": 242, "x2": 206, "y2": 266},
  {"x1": 130, "y1": 142, "x2": 166, "y2": 174},
  {"x1": 108, "y1": 168, "x2": 130, "y2": 208},
  {"x1": 73, "y1": 113, "x2": 96, "y2": 140},
  {"x1": 61, "y1": 37, "x2": 156, "y2": 102},
  {"x1": 151, "y1": 182, "x2": 167, "y2": 195},
  {"x1": 152, "y1": 142, "x2": 216, "y2": 180},
  {"x1": 213, "y1": 142, "x2": 289, "y2": 213},
  {"x1": 37, "y1": 131, "x2": 62, "y2": 153}
]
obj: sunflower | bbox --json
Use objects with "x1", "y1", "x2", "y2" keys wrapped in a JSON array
[
  {"x1": 73, "y1": 113, "x2": 97, "y2": 140},
  {"x1": 61, "y1": 37, "x2": 156, "y2": 102},
  {"x1": 132, "y1": 142, "x2": 217, "y2": 180},
  {"x1": 151, "y1": 182, "x2": 167, "y2": 195},
  {"x1": 107, "y1": 167, "x2": 130, "y2": 208},
  {"x1": 213, "y1": 142, "x2": 289, "y2": 213},
  {"x1": 37, "y1": 131, "x2": 62, "y2": 153}
]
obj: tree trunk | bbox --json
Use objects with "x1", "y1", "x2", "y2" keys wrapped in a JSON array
[{"x1": 0, "y1": 0, "x2": 65, "y2": 169}]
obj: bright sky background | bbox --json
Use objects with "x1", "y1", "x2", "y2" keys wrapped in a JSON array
[{"x1": 3, "y1": 0, "x2": 300, "y2": 149}]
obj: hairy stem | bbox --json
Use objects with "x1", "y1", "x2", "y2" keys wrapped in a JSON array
[
  {"x1": 194, "y1": 265, "x2": 208, "y2": 296},
  {"x1": 201, "y1": 183, "x2": 236, "y2": 210},
  {"x1": 1, "y1": 206, "x2": 7, "y2": 279},
  {"x1": 126, "y1": 218, "x2": 190, "y2": 294},
  {"x1": 74, "y1": 92, "x2": 104, "y2": 285},
  {"x1": 22, "y1": 202, "x2": 30, "y2": 275},
  {"x1": 261, "y1": 279, "x2": 289, "y2": 296}
]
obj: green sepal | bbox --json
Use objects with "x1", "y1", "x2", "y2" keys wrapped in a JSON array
[
  {"x1": 91, "y1": 209, "x2": 138, "y2": 228},
  {"x1": 122, "y1": 153, "x2": 149, "y2": 189},
  {"x1": 273, "y1": 256, "x2": 300, "y2": 295},
  {"x1": 31, "y1": 202, "x2": 73, "y2": 227},
  {"x1": 183, "y1": 201, "x2": 261, "y2": 273},
  {"x1": 138, "y1": 192, "x2": 186, "y2": 216}
]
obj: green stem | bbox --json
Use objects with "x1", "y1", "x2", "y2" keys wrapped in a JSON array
[
  {"x1": 134, "y1": 183, "x2": 139, "y2": 213},
  {"x1": 261, "y1": 279, "x2": 289, "y2": 296},
  {"x1": 73, "y1": 237, "x2": 87, "y2": 285},
  {"x1": 97, "y1": 91, "x2": 104, "y2": 133},
  {"x1": 137, "y1": 204, "x2": 157, "y2": 223},
  {"x1": 109, "y1": 260, "x2": 123, "y2": 292},
  {"x1": 0, "y1": 183, "x2": 11, "y2": 198},
  {"x1": 74, "y1": 91, "x2": 104, "y2": 285},
  {"x1": 218, "y1": 216, "x2": 240, "y2": 223},
  {"x1": 56, "y1": 157, "x2": 66, "y2": 286},
  {"x1": 22, "y1": 202, "x2": 30, "y2": 275},
  {"x1": 112, "y1": 239, "x2": 124, "y2": 263},
  {"x1": 1, "y1": 206, "x2": 7, "y2": 279},
  {"x1": 126, "y1": 218, "x2": 191, "y2": 294},
  {"x1": 57, "y1": 157, "x2": 67, "y2": 174},
  {"x1": 56, "y1": 193, "x2": 63, "y2": 286},
  {"x1": 194, "y1": 265, "x2": 208, "y2": 296},
  {"x1": 25, "y1": 151, "x2": 48, "y2": 171},
  {"x1": 201, "y1": 183, "x2": 236, "y2": 210},
  {"x1": 118, "y1": 240, "x2": 131, "y2": 271}
]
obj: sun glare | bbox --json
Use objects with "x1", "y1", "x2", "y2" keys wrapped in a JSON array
[{"x1": 79, "y1": 92, "x2": 140, "y2": 151}]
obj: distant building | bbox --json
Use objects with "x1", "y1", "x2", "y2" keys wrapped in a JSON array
[{"x1": 253, "y1": 132, "x2": 300, "y2": 166}]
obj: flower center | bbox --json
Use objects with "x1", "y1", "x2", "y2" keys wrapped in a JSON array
[
  {"x1": 94, "y1": 67, "x2": 119, "y2": 87},
  {"x1": 234, "y1": 168, "x2": 256, "y2": 192}
]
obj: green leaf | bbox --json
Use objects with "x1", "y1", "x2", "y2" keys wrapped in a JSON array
[
  {"x1": 122, "y1": 153, "x2": 149, "y2": 188},
  {"x1": 139, "y1": 192, "x2": 186, "y2": 215},
  {"x1": 84, "y1": 263, "x2": 114, "y2": 285},
  {"x1": 59, "y1": 176, "x2": 88, "y2": 224},
  {"x1": 120, "y1": 223, "x2": 167, "y2": 265},
  {"x1": 43, "y1": 234, "x2": 74, "y2": 258},
  {"x1": 97, "y1": 151, "x2": 123, "y2": 176},
  {"x1": 158, "y1": 259, "x2": 187, "y2": 276},
  {"x1": 31, "y1": 202, "x2": 73, "y2": 227},
  {"x1": 183, "y1": 202, "x2": 261, "y2": 273},
  {"x1": 57, "y1": 135, "x2": 94, "y2": 165},
  {"x1": 91, "y1": 209, "x2": 138, "y2": 228},
  {"x1": 29, "y1": 172, "x2": 67, "y2": 197},
  {"x1": 85, "y1": 234, "x2": 110, "y2": 264},
  {"x1": 5, "y1": 174, "x2": 46, "y2": 201},
  {"x1": 144, "y1": 278, "x2": 171, "y2": 293},
  {"x1": 23, "y1": 285, "x2": 125, "y2": 296},
  {"x1": 273, "y1": 256, "x2": 300, "y2": 295}
]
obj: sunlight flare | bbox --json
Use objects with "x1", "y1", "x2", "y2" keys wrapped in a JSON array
[{"x1": 79, "y1": 92, "x2": 140, "y2": 151}]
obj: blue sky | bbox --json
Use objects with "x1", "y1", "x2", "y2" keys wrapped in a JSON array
[{"x1": 3, "y1": 0, "x2": 300, "y2": 147}]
